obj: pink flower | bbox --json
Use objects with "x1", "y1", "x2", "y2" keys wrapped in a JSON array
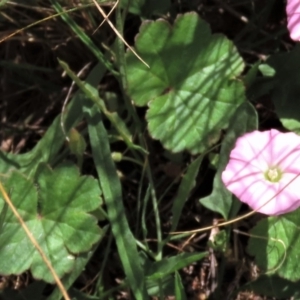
[
  {"x1": 222, "y1": 129, "x2": 300, "y2": 215},
  {"x1": 286, "y1": 0, "x2": 300, "y2": 41}
]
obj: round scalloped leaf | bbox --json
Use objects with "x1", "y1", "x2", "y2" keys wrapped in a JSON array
[
  {"x1": 126, "y1": 12, "x2": 246, "y2": 153},
  {"x1": 247, "y1": 210, "x2": 300, "y2": 281},
  {"x1": 0, "y1": 162, "x2": 102, "y2": 283}
]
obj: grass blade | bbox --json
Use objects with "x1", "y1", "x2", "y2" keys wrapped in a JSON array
[
  {"x1": 51, "y1": 0, "x2": 117, "y2": 75},
  {"x1": 174, "y1": 271, "x2": 187, "y2": 300},
  {"x1": 85, "y1": 104, "x2": 148, "y2": 299},
  {"x1": 170, "y1": 155, "x2": 204, "y2": 233}
]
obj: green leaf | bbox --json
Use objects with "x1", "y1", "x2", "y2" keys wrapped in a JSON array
[
  {"x1": 68, "y1": 128, "x2": 86, "y2": 158},
  {"x1": 146, "y1": 275, "x2": 174, "y2": 297},
  {"x1": 0, "y1": 163, "x2": 102, "y2": 283},
  {"x1": 174, "y1": 271, "x2": 187, "y2": 300},
  {"x1": 59, "y1": 60, "x2": 146, "y2": 153},
  {"x1": 248, "y1": 210, "x2": 300, "y2": 281},
  {"x1": 259, "y1": 45, "x2": 300, "y2": 133},
  {"x1": 200, "y1": 102, "x2": 258, "y2": 219},
  {"x1": 243, "y1": 62, "x2": 260, "y2": 88},
  {"x1": 68, "y1": 128, "x2": 87, "y2": 168},
  {"x1": 85, "y1": 104, "x2": 148, "y2": 299},
  {"x1": 0, "y1": 0, "x2": 9, "y2": 7},
  {"x1": 0, "y1": 202, "x2": 8, "y2": 233},
  {"x1": 145, "y1": 252, "x2": 208, "y2": 280},
  {"x1": 47, "y1": 240, "x2": 104, "y2": 300},
  {"x1": 240, "y1": 275, "x2": 300, "y2": 298},
  {"x1": 207, "y1": 230, "x2": 227, "y2": 253},
  {"x1": 142, "y1": 252, "x2": 207, "y2": 297},
  {"x1": 258, "y1": 64, "x2": 276, "y2": 77},
  {"x1": 0, "y1": 61, "x2": 107, "y2": 177},
  {"x1": 170, "y1": 155, "x2": 204, "y2": 232},
  {"x1": 0, "y1": 96, "x2": 82, "y2": 177},
  {"x1": 126, "y1": 13, "x2": 246, "y2": 153}
]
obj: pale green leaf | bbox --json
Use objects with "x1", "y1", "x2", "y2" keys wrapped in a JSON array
[
  {"x1": 126, "y1": 13, "x2": 246, "y2": 153},
  {"x1": 0, "y1": 163, "x2": 102, "y2": 283},
  {"x1": 248, "y1": 210, "x2": 300, "y2": 281}
]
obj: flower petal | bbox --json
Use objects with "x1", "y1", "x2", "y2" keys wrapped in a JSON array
[
  {"x1": 286, "y1": 0, "x2": 300, "y2": 41},
  {"x1": 222, "y1": 158, "x2": 263, "y2": 188},
  {"x1": 267, "y1": 130, "x2": 300, "y2": 169},
  {"x1": 228, "y1": 130, "x2": 270, "y2": 171},
  {"x1": 239, "y1": 180, "x2": 279, "y2": 215},
  {"x1": 222, "y1": 129, "x2": 300, "y2": 215}
]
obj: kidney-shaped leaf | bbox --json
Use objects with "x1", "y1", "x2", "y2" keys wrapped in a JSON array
[
  {"x1": 0, "y1": 162, "x2": 102, "y2": 283},
  {"x1": 126, "y1": 12, "x2": 246, "y2": 153},
  {"x1": 248, "y1": 210, "x2": 300, "y2": 282}
]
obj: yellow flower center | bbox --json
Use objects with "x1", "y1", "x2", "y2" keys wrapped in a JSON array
[{"x1": 265, "y1": 167, "x2": 282, "y2": 182}]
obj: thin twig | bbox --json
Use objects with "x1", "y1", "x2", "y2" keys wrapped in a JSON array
[{"x1": 91, "y1": 0, "x2": 149, "y2": 68}]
